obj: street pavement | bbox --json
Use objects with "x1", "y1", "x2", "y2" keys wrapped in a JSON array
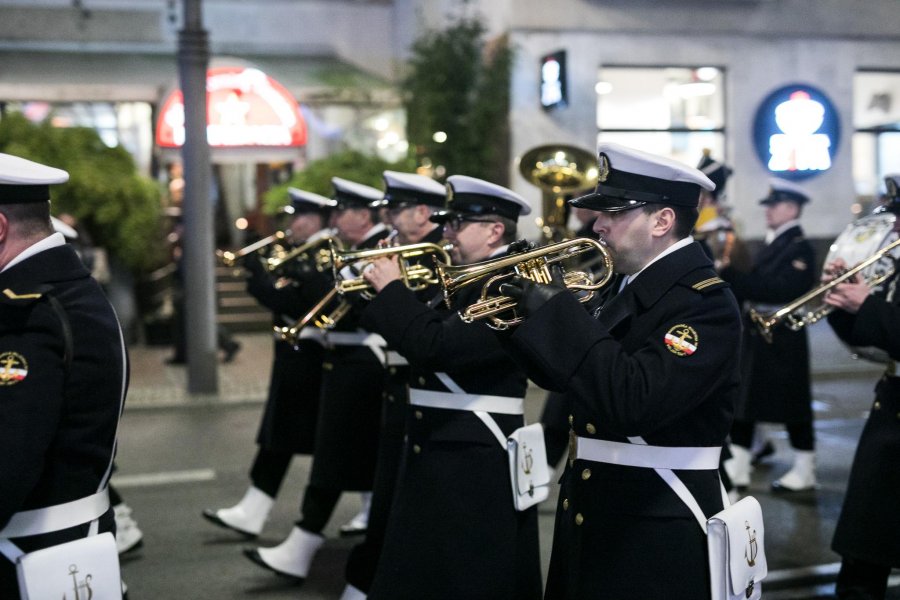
[{"x1": 113, "y1": 321, "x2": 899, "y2": 599}]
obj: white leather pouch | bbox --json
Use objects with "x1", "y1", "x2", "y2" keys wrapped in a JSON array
[
  {"x1": 506, "y1": 423, "x2": 551, "y2": 511},
  {"x1": 706, "y1": 495, "x2": 767, "y2": 600},
  {"x1": 16, "y1": 532, "x2": 122, "y2": 600}
]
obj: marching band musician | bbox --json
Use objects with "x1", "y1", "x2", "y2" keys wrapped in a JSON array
[
  {"x1": 720, "y1": 179, "x2": 818, "y2": 492},
  {"x1": 245, "y1": 177, "x2": 390, "y2": 583},
  {"x1": 497, "y1": 143, "x2": 741, "y2": 600},
  {"x1": 694, "y1": 151, "x2": 749, "y2": 272},
  {"x1": 340, "y1": 170, "x2": 447, "y2": 600},
  {"x1": 203, "y1": 188, "x2": 334, "y2": 538},
  {"x1": 0, "y1": 154, "x2": 127, "y2": 596},
  {"x1": 824, "y1": 174, "x2": 900, "y2": 600},
  {"x1": 358, "y1": 175, "x2": 542, "y2": 600}
]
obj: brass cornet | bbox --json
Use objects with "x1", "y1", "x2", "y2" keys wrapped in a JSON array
[
  {"x1": 218, "y1": 229, "x2": 291, "y2": 268},
  {"x1": 266, "y1": 235, "x2": 342, "y2": 275},
  {"x1": 437, "y1": 237, "x2": 614, "y2": 330},
  {"x1": 750, "y1": 236, "x2": 900, "y2": 343},
  {"x1": 275, "y1": 288, "x2": 351, "y2": 344},
  {"x1": 331, "y1": 240, "x2": 452, "y2": 299}
]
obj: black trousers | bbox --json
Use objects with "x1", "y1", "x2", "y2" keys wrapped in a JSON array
[
  {"x1": 249, "y1": 447, "x2": 293, "y2": 498},
  {"x1": 836, "y1": 558, "x2": 892, "y2": 600},
  {"x1": 731, "y1": 419, "x2": 814, "y2": 451}
]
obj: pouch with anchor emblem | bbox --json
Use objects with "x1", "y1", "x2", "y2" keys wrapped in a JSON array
[
  {"x1": 506, "y1": 423, "x2": 551, "y2": 511},
  {"x1": 706, "y1": 495, "x2": 767, "y2": 600}
]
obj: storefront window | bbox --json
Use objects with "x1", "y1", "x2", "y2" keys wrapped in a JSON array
[
  {"x1": 596, "y1": 66, "x2": 726, "y2": 166},
  {"x1": 853, "y1": 71, "x2": 900, "y2": 210}
]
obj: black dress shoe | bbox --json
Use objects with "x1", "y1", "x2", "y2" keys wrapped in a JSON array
[
  {"x1": 222, "y1": 341, "x2": 241, "y2": 363},
  {"x1": 201, "y1": 509, "x2": 258, "y2": 538},
  {"x1": 242, "y1": 548, "x2": 305, "y2": 582}
]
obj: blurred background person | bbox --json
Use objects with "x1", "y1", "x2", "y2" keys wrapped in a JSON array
[{"x1": 721, "y1": 179, "x2": 818, "y2": 492}]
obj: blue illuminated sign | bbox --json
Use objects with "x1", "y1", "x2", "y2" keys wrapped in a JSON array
[
  {"x1": 540, "y1": 50, "x2": 567, "y2": 111},
  {"x1": 752, "y1": 84, "x2": 840, "y2": 181}
]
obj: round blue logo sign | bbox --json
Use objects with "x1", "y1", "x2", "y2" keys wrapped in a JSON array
[{"x1": 752, "y1": 84, "x2": 840, "y2": 181}]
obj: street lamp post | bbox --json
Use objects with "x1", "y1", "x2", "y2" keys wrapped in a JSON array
[{"x1": 178, "y1": 0, "x2": 218, "y2": 393}]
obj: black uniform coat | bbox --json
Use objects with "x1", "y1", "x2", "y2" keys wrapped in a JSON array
[
  {"x1": 0, "y1": 243, "x2": 126, "y2": 595},
  {"x1": 361, "y1": 278, "x2": 543, "y2": 600},
  {"x1": 244, "y1": 245, "x2": 325, "y2": 454},
  {"x1": 828, "y1": 271, "x2": 900, "y2": 567},
  {"x1": 720, "y1": 224, "x2": 816, "y2": 423},
  {"x1": 506, "y1": 241, "x2": 741, "y2": 600},
  {"x1": 308, "y1": 225, "x2": 390, "y2": 491},
  {"x1": 344, "y1": 225, "x2": 446, "y2": 592}
]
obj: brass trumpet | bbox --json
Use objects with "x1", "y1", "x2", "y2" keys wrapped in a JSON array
[
  {"x1": 437, "y1": 237, "x2": 614, "y2": 330},
  {"x1": 266, "y1": 235, "x2": 342, "y2": 275},
  {"x1": 218, "y1": 229, "x2": 291, "y2": 267},
  {"x1": 331, "y1": 240, "x2": 452, "y2": 298},
  {"x1": 276, "y1": 240, "x2": 452, "y2": 345},
  {"x1": 275, "y1": 288, "x2": 351, "y2": 344},
  {"x1": 750, "y1": 236, "x2": 900, "y2": 343}
]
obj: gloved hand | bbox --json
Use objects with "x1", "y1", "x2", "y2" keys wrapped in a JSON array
[{"x1": 498, "y1": 265, "x2": 566, "y2": 317}]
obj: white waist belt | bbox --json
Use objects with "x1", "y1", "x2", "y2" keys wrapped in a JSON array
[
  {"x1": 385, "y1": 350, "x2": 408, "y2": 367},
  {"x1": 295, "y1": 327, "x2": 326, "y2": 344},
  {"x1": 575, "y1": 437, "x2": 721, "y2": 470},
  {"x1": 325, "y1": 331, "x2": 386, "y2": 347},
  {"x1": 409, "y1": 388, "x2": 524, "y2": 415},
  {"x1": 0, "y1": 488, "x2": 110, "y2": 539}
]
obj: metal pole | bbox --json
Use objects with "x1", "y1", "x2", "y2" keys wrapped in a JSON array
[{"x1": 178, "y1": 0, "x2": 218, "y2": 393}]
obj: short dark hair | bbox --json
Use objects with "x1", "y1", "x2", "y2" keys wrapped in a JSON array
[
  {"x1": 0, "y1": 201, "x2": 53, "y2": 239},
  {"x1": 641, "y1": 204, "x2": 698, "y2": 239}
]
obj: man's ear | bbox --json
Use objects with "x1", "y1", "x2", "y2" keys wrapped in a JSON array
[
  {"x1": 488, "y1": 220, "x2": 506, "y2": 245},
  {"x1": 651, "y1": 207, "x2": 676, "y2": 238},
  {"x1": 0, "y1": 212, "x2": 8, "y2": 245}
]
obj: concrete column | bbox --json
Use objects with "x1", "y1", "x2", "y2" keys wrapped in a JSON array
[{"x1": 178, "y1": 0, "x2": 218, "y2": 394}]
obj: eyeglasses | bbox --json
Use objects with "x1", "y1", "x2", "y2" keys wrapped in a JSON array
[{"x1": 445, "y1": 216, "x2": 497, "y2": 232}]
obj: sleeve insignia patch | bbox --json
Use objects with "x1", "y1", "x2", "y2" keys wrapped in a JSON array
[
  {"x1": 664, "y1": 324, "x2": 698, "y2": 357},
  {"x1": 792, "y1": 259, "x2": 808, "y2": 271},
  {"x1": 0, "y1": 351, "x2": 28, "y2": 385}
]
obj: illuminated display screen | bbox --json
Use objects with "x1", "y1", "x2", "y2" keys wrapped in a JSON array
[
  {"x1": 156, "y1": 66, "x2": 307, "y2": 148},
  {"x1": 752, "y1": 84, "x2": 840, "y2": 180},
  {"x1": 540, "y1": 50, "x2": 567, "y2": 111}
]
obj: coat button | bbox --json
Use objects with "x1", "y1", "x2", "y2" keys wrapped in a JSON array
[
  {"x1": 585, "y1": 423, "x2": 596, "y2": 435},
  {"x1": 413, "y1": 444, "x2": 421, "y2": 454},
  {"x1": 563, "y1": 498, "x2": 569, "y2": 511},
  {"x1": 575, "y1": 513, "x2": 584, "y2": 525},
  {"x1": 874, "y1": 401, "x2": 881, "y2": 410},
  {"x1": 568, "y1": 414, "x2": 574, "y2": 425},
  {"x1": 581, "y1": 468, "x2": 591, "y2": 480},
  {"x1": 389, "y1": 367, "x2": 397, "y2": 375},
  {"x1": 418, "y1": 376, "x2": 426, "y2": 386},
  {"x1": 387, "y1": 394, "x2": 395, "y2": 402},
  {"x1": 414, "y1": 410, "x2": 423, "y2": 420}
]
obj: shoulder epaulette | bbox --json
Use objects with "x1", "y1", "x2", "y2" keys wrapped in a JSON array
[
  {"x1": 689, "y1": 275, "x2": 729, "y2": 294},
  {"x1": 0, "y1": 285, "x2": 51, "y2": 306}
]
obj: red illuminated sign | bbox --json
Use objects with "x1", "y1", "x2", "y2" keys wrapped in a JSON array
[{"x1": 156, "y1": 66, "x2": 307, "y2": 148}]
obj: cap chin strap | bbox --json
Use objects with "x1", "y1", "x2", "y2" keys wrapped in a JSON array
[{"x1": 596, "y1": 183, "x2": 669, "y2": 204}]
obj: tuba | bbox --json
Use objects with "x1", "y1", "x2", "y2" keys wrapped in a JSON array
[
  {"x1": 331, "y1": 241, "x2": 452, "y2": 298},
  {"x1": 750, "y1": 211, "x2": 900, "y2": 344},
  {"x1": 437, "y1": 237, "x2": 613, "y2": 330},
  {"x1": 518, "y1": 145, "x2": 599, "y2": 241}
]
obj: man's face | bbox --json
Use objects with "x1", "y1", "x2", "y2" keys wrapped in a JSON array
[
  {"x1": 387, "y1": 203, "x2": 428, "y2": 244},
  {"x1": 764, "y1": 201, "x2": 799, "y2": 230},
  {"x1": 289, "y1": 212, "x2": 322, "y2": 242},
  {"x1": 334, "y1": 207, "x2": 372, "y2": 245},
  {"x1": 443, "y1": 217, "x2": 498, "y2": 264},
  {"x1": 591, "y1": 207, "x2": 658, "y2": 275}
]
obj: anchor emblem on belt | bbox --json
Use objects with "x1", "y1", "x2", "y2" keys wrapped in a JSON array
[
  {"x1": 64, "y1": 563, "x2": 93, "y2": 600},
  {"x1": 745, "y1": 521, "x2": 758, "y2": 567},
  {"x1": 522, "y1": 445, "x2": 533, "y2": 475}
]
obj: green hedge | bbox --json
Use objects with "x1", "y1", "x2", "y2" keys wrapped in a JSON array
[{"x1": 0, "y1": 113, "x2": 165, "y2": 272}]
